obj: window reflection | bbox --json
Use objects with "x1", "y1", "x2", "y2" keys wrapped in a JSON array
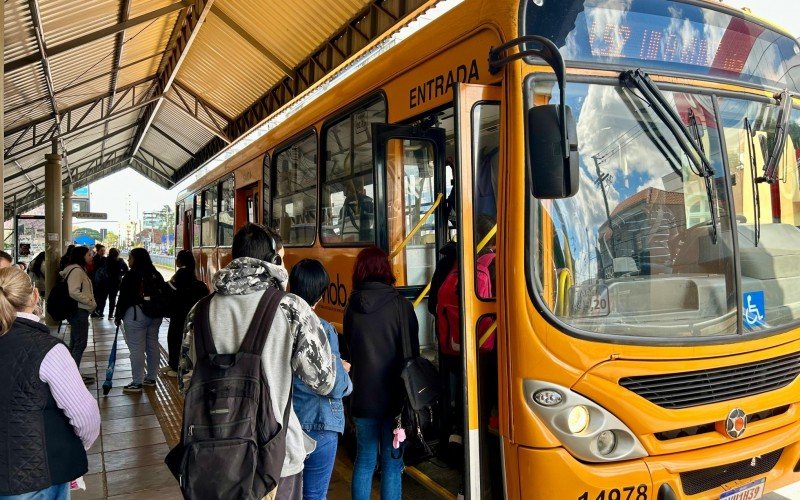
[{"x1": 530, "y1": 81, "x2": 736, "y2": 337}]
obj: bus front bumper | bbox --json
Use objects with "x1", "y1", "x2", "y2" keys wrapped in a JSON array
[{"x1": 516, "y1": 419, "x2": 800, "y2": 499}]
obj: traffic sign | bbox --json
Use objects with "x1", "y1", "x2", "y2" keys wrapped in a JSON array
[{"x1": 73, "y1": 211, "x2": 107, "y2": 220}]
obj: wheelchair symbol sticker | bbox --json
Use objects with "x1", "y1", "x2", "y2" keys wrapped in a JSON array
[{"x1": 743, "y1": 291, "x2": 766, "y2": 330}]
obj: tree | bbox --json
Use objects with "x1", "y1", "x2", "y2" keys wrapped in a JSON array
[{"x1": 105, "y1": 231, "x2": 119, "y2": 247}]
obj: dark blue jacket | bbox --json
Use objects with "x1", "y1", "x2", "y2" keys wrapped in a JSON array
[{"x1": 292, "y1": 319, "x2": 352, "y2": 434}]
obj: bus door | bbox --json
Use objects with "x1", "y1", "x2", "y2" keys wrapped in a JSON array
[
  {"x1": 454, "y1": 83, "x2": 502, "y2": 499},
  {"x1": 373, "y1": 124, "x2": 448, "y2": 301}
]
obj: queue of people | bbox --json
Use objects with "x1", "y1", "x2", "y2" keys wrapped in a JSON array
[{"x1": 0, "y1": 218, "x2": 493, "y2": 500}]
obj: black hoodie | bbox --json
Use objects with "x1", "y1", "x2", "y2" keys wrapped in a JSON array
[{"x1": 343, "y1": 282, "x2": 420, "y2": 418}]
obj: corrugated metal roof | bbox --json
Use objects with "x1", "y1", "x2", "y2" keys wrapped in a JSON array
[
  {"x1": 4, "y1": 0, "x2": 421, "y2": 215},
  {"x1": 176, "y1": 14, "x2": 284, "y2": 118},
  {"x1": 214, "y1": 0, "x2": 372, "y2": 68}
]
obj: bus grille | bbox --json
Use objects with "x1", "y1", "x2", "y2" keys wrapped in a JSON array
[
  {"x1": 680, "y1": 448, "x2": 782, "y2": 495},
  {"x1": 619, "y1": 353, "x2": 800, "y2": 409}
]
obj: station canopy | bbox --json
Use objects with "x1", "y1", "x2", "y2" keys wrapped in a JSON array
[{"x1": 3, "y1": 0, "x2": 428, "y2": 219}]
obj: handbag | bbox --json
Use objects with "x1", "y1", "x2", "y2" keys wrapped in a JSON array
[{"x1": 396, "y1": 302, "x2": 441, "y2": 463}]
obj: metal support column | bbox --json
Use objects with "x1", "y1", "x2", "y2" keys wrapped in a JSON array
[
  {"x1": 63, "y1": 184, "x2": 73, "y2": 251},
  {"x1": 44, "y1": 142, "x2": 63, "y2": 326}
]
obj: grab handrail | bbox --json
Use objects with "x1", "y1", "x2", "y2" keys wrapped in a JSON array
[{"x1": 389, "y1": 193, "x2": 444, "y2": 260}]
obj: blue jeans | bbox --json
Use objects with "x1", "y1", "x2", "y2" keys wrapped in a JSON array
[
  {"x1": 0, "y1": 482, "x2": 69, "y2": 500},
  {"x1": 123, "y1": 306, "x2": 162, "y2": 384},
  {"x1": 351, "y1": 417, "x2": 403, "y2": 500},
  {"x1": 302, "y1": 430, "x2": 338, "y2": 500}
]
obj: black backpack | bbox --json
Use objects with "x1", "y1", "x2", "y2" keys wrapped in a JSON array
[
  {"x1": 139, "y1": 270, "x2": 168, "y2": 318},
  {"x1": 47, "y1": 267, "x2": 80, "y2": 321},
  {"x1": 165, "y1": 288, "x2": 290, "y2": 500},
  {"x1": 395, "y1": 301, "x2": 441, "y2": 464}
]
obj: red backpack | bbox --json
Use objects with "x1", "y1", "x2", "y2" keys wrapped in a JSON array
[{"x1": 435, "y1": 254, "x2": 496, "y2": 356}]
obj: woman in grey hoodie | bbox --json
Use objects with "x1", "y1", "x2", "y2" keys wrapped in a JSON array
[{"x1": 59, "y1": 246, "x2": 97, "y2": 383}]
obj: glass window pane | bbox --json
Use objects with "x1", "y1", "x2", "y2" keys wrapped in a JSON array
[
  {"x1": 273, "y1": 189, "x2": 316, "y2": 245},
  {"x1": 322, "y1": 173, "x2": 375, "y2": 243},
  {"x1": 387, "y1": 138, "x2": 437, "y2": 286},
  {"x1": 201, "y1": 216, "x2": 217, "y2": 246},
  {"x1": 322, "y1": 99, "x2": 385, "y2": 245},
  {"x1": 528, "y1": 81, "x2": 737, "y2": 338},
  {"x1": 719, "y1": 100, "x2": 800, "y2": 331},
  {"x1": 272, "y1": 135, "x2": 317, "y2": 245},
  {"x1": 203, "y1": 186, "x2": 217, "y2": 216},
  {"x1": 220, "y1": 178, "x2": 234, "y2": 213},
  {"x1": 263, "y1": 154, "x2": 271, "y2": 225},
  {"x1": 472, "y1": 103, "x2": 500, "y2": 299},
  {"x1": 193, "y1": 196, "x2": 201, "y2": 248}
]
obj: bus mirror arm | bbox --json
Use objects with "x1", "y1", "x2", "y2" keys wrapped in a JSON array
[{"x1": 490, "y1": 36, "x2": 579, "y2": 199}]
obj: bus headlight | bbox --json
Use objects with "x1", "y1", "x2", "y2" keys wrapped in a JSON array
[
  {"x1": 525, "y1": 380, "x2": 647, "y2": 463},
  {"x1": 596, "y1": 430, "x2": 617, "y2": 455},
  {"x1": 567, "y1": 406, "x2": 590, "y2": 434}
]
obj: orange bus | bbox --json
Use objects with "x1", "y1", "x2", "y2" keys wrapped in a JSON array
[{"x1": 176, "y1": 0, "x2": 800, "y2": 497}]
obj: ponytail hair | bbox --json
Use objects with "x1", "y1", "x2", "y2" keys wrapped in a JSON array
[{"x1": 0, "y1": 267, "x2": 35, "y2": 336}]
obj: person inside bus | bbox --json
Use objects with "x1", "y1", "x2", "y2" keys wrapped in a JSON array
[
  {"x1": 289, "y1": 259, "x2": 352, "y2": 500},
  {"x1": 0, "y1": 266, "x2": 101, "y2": 500},
  {"x1": 60, "y1": 246, "x2": 97, "y2": 385},
  {"x1": 344, "y1": 246, "x2": 418, "y2": 500},
  {"x1": 163, "y1": 250, "x2": 208, "y2": 377},
  {"x1": 179, "y1": 223, "x2": 336, "y2": 499}
]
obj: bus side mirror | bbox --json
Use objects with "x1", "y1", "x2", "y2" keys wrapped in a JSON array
[{"x1": 527, "y1": 104, "x2": 579, "y2": 199}]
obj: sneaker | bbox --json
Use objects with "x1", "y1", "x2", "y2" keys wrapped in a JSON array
[
  {"x1": 122, "y1": 383, "x2": 143, "y2": 394},
  {"x1": 165, "y1": 370, "x2": 178, "y2": 378},
  {"x1": 142, "y1": 379, "x2": 156, "y2": 386}
]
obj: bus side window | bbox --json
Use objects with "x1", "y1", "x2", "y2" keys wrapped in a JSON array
[
  {"x1": 321, "y1": 99, "x2": 386, "y2": 245},
  {"x1": 473, "y1": 103, "x2": 500, "y2": 299},
  {"x1": 271, "y1": 134, "x2": 317, "y2": 246}
]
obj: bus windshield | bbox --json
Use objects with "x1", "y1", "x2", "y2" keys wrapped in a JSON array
[
  {"x1": 529, "y1": 80, "x2": 739, "y2": 339},
  {"x1": 521, "y1": 0, "x2": 800, "y2": 93}
]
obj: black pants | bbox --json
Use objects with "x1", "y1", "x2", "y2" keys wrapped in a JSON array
[
  {"x1": 94, "y1": 284, "x2": 107, "y2": 315},
  {"x1": 107, "y1": 286, "x2": 119, "y2": 317},
  {"x1": 68, "y1": 309, "x2": 90, "y2": 368},
  {"x1": 438, "y1": 353, "x2": 464, "y2": 451},
  {"x1": 167, "y1": 314, "x2": 186, "y2": 371}
]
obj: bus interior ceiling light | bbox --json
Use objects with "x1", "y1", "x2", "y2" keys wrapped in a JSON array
[{"x1": 171, "y1": 0, "x2": 465, "y2": 195}]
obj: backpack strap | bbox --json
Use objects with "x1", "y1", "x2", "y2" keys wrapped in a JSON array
[
  {"x1": 399, "y1": 298, "x2": 414, "y2": 361},
  {"x1": 193, "y1": 293, "x2": 217, "y2": 360},
  {"x1": 239, "y1": 288, "x2": 286, "y2": 355}
]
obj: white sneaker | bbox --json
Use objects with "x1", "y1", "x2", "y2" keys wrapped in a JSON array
[{"x1": 165, "y1": 370, "x2": 178, "y2": 378}]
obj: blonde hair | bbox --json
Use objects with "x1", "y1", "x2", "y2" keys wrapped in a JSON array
[{"x1": 0, "y1": 267, "x2": 35, "y2": 336}]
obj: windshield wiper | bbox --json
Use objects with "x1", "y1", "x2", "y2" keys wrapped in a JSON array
[
  {"x1": 745, "y1": 118, "x2": 761, "y2": 247},
  {"x1": 620, "y1": 69, "x2": 718, "y2": 244},
  {"x1": 758, "y1": 90, "x2": 792, "y2": 184},
  {"x1": 688, "y1": 109, "x2": 719, "y2": 244}
]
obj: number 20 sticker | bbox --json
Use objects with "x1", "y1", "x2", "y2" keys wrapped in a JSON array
[{"x1": 569, "y1": 284, "x2": 611, "y2": 318}]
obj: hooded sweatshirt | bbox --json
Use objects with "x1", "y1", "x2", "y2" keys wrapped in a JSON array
[
  {"x1": 60, "y1": 264, "x2": 96, "y2": 311},
  {"x1": 344, "y1": 282, "x2": 419, "y2": 418},
  {"x1": 180, "y1": 257, "x2": 335, "y2": 478}
]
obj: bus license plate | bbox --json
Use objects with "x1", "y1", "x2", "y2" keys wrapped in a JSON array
[{"x1": 720, "y1": 478, "x2": 765, "y2": 500}]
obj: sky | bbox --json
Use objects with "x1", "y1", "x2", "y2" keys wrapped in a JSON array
[
  {"x1": 79, "y1": 0, "x2": 800, "y2": 233},
  {"x1": 733, "y1": 0, "x2": 800, "y2": 36}
]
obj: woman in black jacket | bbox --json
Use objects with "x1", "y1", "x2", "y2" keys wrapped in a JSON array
[
  {"x1": 114, "y1": 248, "x2": 166, "y2": 394},
  {"x1": 344, "y1": 246, "x2": 419, "y2": 500},
  {"x1": 162, "y1": 250, "x2": 208, "y2": 376}
]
